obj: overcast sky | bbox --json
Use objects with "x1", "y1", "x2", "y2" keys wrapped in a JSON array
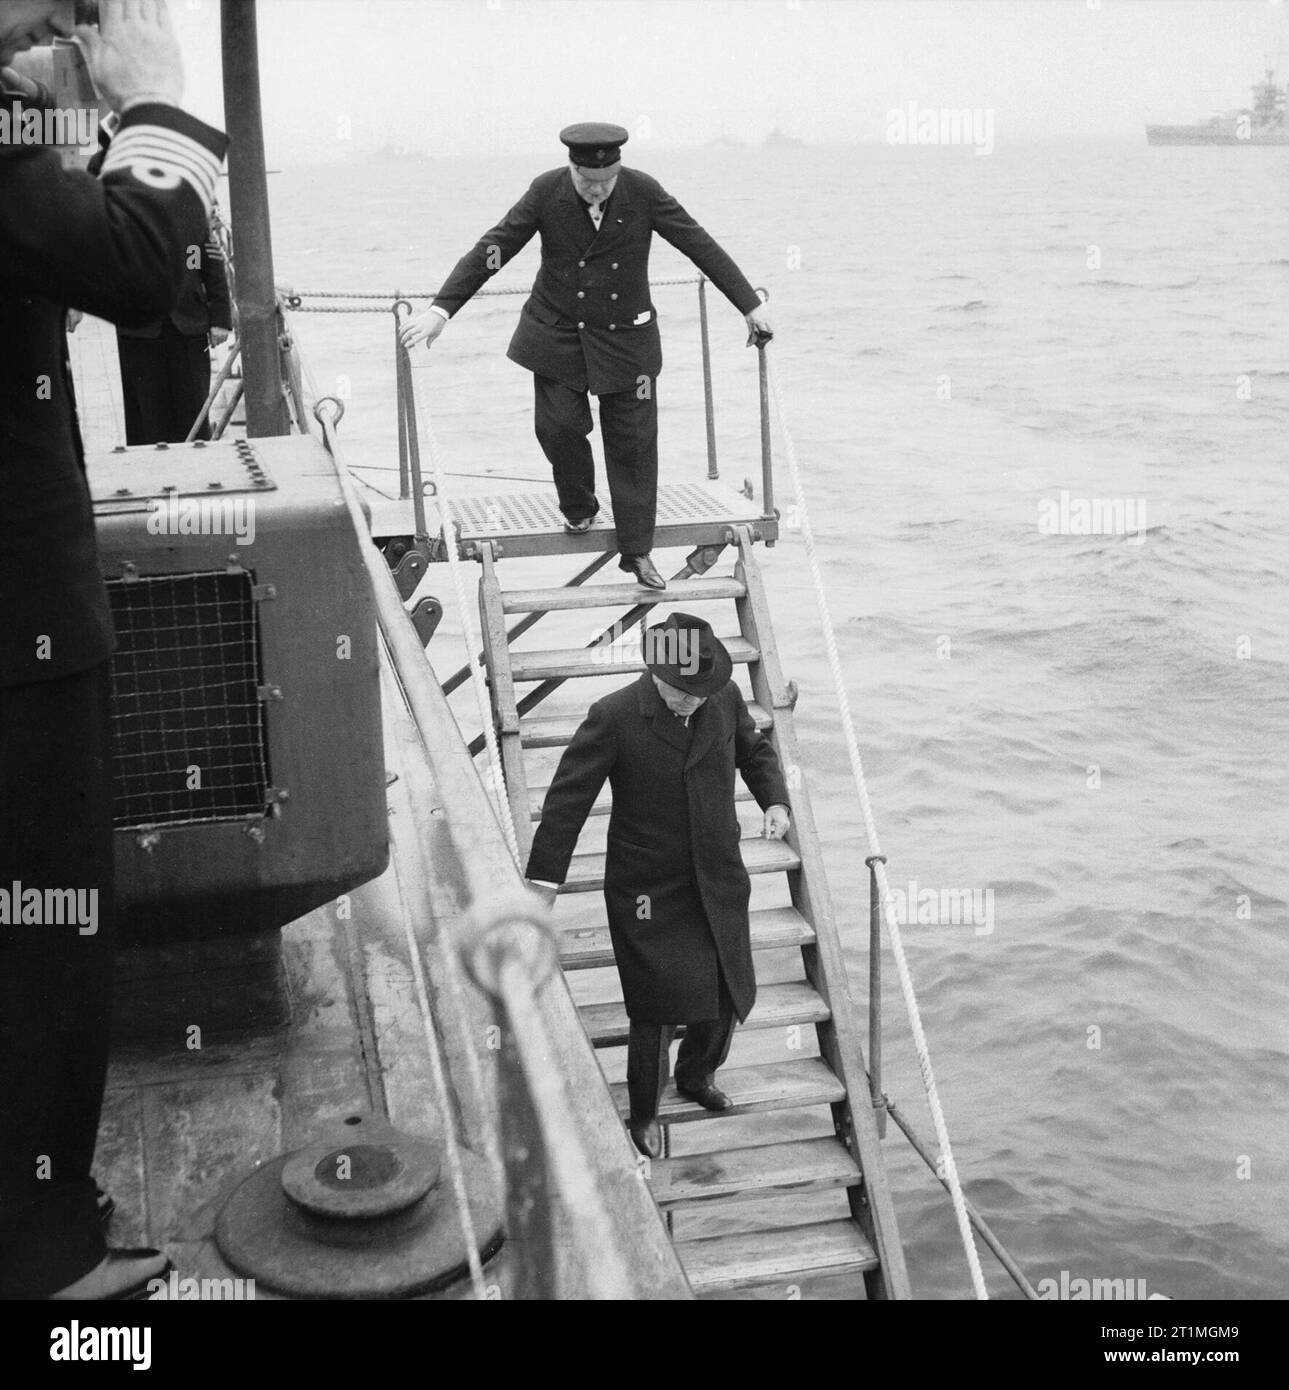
[{"x1": 172, "y1": 0, "x2": 1288, "y2": 162}]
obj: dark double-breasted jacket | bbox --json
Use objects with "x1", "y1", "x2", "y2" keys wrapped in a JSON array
[
  {"x1": 0, "y1": 102, "x2": 228, "y2": 688},
  {"x1": 116, "y1": 228, "x2": 232, "y2": 341},
  {"x1": 431, "y1": 166, "x2": 762, "y2": 395},
  {"x1": 526, "y1": 674, "x2": 790, "y2": 1024}
]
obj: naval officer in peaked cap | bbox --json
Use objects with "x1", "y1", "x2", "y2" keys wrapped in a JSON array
[{"x1": 401, "y1": 122, "x2": 773, "y2": 590}]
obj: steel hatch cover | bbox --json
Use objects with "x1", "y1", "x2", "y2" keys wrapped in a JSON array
[{"x1": 89, "y1": 438, "x2": 276, "y2": 514}]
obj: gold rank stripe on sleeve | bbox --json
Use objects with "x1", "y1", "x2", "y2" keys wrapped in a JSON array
[{"x1": 99, "y1": 123, "x2": 223, "y2": 211}]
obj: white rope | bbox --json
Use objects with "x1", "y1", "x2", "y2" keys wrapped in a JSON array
[
  {"x1": 763, "y1": 349, "x2": 989, "y2": 1300},
  {"x1": 407, "y1": 354, "x2": 522, "y2": 867}
]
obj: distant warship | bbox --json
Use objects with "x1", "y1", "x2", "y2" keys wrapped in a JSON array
[{"x1": 1146, "y1": 65, "x2": 1288, "y2": 146}]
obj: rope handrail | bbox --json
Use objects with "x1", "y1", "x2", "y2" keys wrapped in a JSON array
[
  {"x1": 885, "y1": 1097, "x2": 1039, "y2": 1300},
  {"x1": 762, "y1": 345, "x2": 990, "y2": 1300},
  {"x1": 284, "y1": 274, "x2": 704, "y2": 307}
]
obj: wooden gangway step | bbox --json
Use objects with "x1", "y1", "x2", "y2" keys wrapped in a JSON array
[
  {"x1": 559, "y1": 905, "x2": 816, "y2": 970},
  {"x1": 521, "y1": 700, "x2": 772, "y2": 749},
  {"x1": 502, "y1": 576, "x2": 747, "y2": 613},
  {"x1": 677, "y1": 1220, "x2": 879, "y2": 1295},
  {"x1": 510, "y1": 636, "x2": 758, "y2": 683},
  {"x1": 563, "y1": 836, "x2": 799, "y2": 893},
  {"x1": 609, "y1": 1058, "x2": 846, "y2": 1125},
  {"x1": 530, "y1": 783, "x2": 754, "y2": 820},
  {"x1": 651, "y1": 1136, "x2": 862, "y2": 1210},
  {"x1": 580, "y1": 981, "x2": 829, "y2": 1048}
]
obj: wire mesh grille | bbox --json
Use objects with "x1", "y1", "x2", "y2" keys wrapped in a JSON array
[{"x1": 107, "y1": 572, "x2": 271, "y2": 829}]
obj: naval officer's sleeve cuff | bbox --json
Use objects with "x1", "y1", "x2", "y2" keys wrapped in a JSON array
[{"x1": 101, "y1": 104, "x2": 228, "y2": 213}]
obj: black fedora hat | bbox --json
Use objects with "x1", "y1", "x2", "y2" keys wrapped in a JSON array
[{"x1": 642, "y1": 612, "x2": 732, "y2": 697}]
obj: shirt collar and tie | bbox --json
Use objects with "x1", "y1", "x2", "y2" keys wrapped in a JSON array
[{"x1": 570, "y1": 166, "x2": 617, "y2": 230}]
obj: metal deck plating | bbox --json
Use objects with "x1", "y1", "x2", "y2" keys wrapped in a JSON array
[{"x1": 368, "y1": 480, "x2": 778, "y2": 560}]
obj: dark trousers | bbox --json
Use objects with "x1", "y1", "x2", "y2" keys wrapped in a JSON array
[
  {"x1": 533, "y1": 374, "x2": 659, "y2": 555},
  {"x1": 626, "y1": 982, "x2": 737, "y2": 1123},
  {"x1": 118, "y1": 321, "x2": 212, "y2": 445},
  {"x1": 0, "y1": 662, "x2": 115, "y2": 1298}
]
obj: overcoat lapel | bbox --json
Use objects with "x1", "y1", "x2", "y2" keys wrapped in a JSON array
[
  {"x1": 683, "y1": 698, "x2": 721, "y2": 773},
  {"x1": 635, "y1": 673, "x2": 690, "y2": 756}
]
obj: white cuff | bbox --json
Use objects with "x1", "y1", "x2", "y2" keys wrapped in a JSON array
[{"x1": 427, "y1": 305, "x2": 450, "y2": 322}]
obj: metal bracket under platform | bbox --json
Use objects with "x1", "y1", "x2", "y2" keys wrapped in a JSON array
[{"x1": 367, "y1": 481, "x2": 777, "y2": 560}]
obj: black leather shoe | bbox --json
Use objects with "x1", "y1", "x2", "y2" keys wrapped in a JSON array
[
  {"x1": 563, "y1": 511, "x2": 597, "y2": 534},
  {"x1": 628, "y1": 1118, "x2": 662, "y2": 1159},
  {"x1": 676, "y1": 1082, "x2": 733, "y2": 1111},
  {"x1": 619, "y1": 553, "x2": 666, "y2": 590}
]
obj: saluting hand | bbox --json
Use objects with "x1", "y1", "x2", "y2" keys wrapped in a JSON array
[
  {"x1": 763, "y1": 804, "x2": 791, "y2": 840},
  {"x1": 76, "y1": 0, "x2": 184, "y2": 114},
  {"x1": 399, "y1": 309, "x2": 447, "y2": 352}
]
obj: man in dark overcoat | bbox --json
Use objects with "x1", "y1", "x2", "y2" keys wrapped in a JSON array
[
  {"x1": 399, "y1": 122, "x2": 773, "y2": 591},
  {"x1": 525, "y1": 613, "x2": 791, "y2": 1158}
]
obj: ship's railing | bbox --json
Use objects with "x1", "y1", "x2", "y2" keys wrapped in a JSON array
[
  {"x1": 284, "y1": 277, "x2": 777, "y2": 527},
  {"x1": 310, "y1": 394, "x2": 691, "y2": 1300}
]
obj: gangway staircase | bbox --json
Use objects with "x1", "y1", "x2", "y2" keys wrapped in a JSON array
[{"x1": 463, "y1": 509, "x2": 911, "y2": 1299}]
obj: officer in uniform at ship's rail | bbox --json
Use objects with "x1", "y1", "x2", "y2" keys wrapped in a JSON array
[
  {"x1": 400, "y1": 122, "x2": 773, "y2": 591},
  {"x1": 523, "y1": 613, "x2": 791, "y2": 1159}
]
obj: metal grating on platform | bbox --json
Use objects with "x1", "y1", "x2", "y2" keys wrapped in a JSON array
[
  {"x1": 367, "y1": 479, "x2": 774, "y2": 560},
  {"x1": 446, "y1": 482, "x2": 761, "y2": 538},
  {"x1": 107, "y1": 572, "x2": 272, "y2": 830}
]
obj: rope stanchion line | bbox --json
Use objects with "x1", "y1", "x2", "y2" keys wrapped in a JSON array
[{"x1": 283, "y1": 275, "x2": 706, "y2": 312}]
